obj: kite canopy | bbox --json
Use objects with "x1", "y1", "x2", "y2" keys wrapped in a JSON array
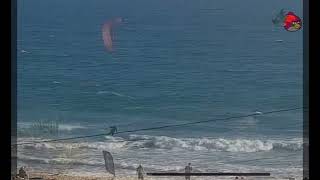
[{"x1": 102, "y1": 17, "x2": 123, "y2": 52}]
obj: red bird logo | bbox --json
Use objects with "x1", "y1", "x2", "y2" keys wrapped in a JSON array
[{"x1": 283, "y1": 12, "x2": 302, "y2": 32}]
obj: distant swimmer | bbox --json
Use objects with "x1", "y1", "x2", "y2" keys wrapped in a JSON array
[
  {"x1": 136, "y1": 164, "x2": 145, "y2": 180},
  {"x1": 185, "y1": 163, "x2": 192, "y2": 180},
  {"x1": 275, "y1": 40, "x2": 284, "y2": 42},
  {"x1": 254, "y1": 111, "x2": 263, "y2": 115}
]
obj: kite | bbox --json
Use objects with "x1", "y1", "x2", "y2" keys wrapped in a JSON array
[
  {"x1": 102, "y1": 151, "x2": 116, "y2": 176},
  {"x1": 283, "y1": 12, "x2": 302, "y2": 32},
  {"x1": 102, "y1": 17, "x2": 123, "y2": 52}
]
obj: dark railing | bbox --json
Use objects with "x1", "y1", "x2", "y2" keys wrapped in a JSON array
[{"x1": 147, "y1": 172, "x2": 271, "y2": 176}]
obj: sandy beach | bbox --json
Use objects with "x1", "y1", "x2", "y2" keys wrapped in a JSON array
[
  {"x1": 25, "y1": 173, "x2": 179, "y2": 180},
  {"x1": 19, "y1": 172, "x2": 287, "y2": 180},
  {"x1": 27, "y1": 172, "x2": 134, "y2": 180},
  {"x1": 26, "y1": 172, "x2": 188, "y2": 180}
]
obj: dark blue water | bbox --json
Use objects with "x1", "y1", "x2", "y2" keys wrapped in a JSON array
[{"x1": 17, "y1": 0, "x2": 303, "y2": 178}]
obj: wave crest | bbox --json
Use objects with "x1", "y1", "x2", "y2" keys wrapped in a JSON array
[
  {"x1": 18, "y1": 135, "x2": 302, "y2": 153},
  {"x1": 125, "y1": 135, "x2": 302, "y2": 152}
]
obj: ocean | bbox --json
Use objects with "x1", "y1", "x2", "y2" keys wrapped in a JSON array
[{"x1": 17, "y1": 0, "x2": 303, "y2": 179}]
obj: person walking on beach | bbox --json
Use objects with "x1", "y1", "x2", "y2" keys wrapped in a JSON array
[
  {"x1": 136, "y1": 164, "x2": 145, "y2": 180},
  {"x1": 185, "y1": 163, "x2": 192, "y2": 180}
]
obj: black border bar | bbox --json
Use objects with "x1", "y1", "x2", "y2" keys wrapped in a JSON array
[
  {"x1": 147, "y1": 173, "x2": 270, "y2": 176},
  {"x1": 11, "y1": 0, "x2": 17, "y2": 176},
  {"x1": 303, "y1": 0, "x2": 309, "y2": 179}
]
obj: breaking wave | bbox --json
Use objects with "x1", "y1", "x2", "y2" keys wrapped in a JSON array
[
  {"x1": 17, "y1": 135, "x2": 302, "y2": 179},
  {"x1": 124, "y1": 135, "x2": 302, "y2": 152},
  {"x1": 18, "y1": 122, "x2": 86, "y2": 132},
  {"x1": 18, "y1": 135, "x2": 302, "y2": 153}
]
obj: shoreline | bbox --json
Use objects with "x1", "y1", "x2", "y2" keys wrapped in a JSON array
[
  {"x1": 17, "y1": 172, "x2": 295, "y2": 180},
  {"x1": 27, "y1": 172, "x2": 127, "y2": 180}
]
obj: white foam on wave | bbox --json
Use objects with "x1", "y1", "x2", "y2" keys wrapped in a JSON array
[
  {"x1": 21, "y1": 50, "x2": 29, "y2": 53},
  {"x1": 17, "y1": 122, "x2": 86, "y2": 131},
  {"x1": 96, "y1": 90, "x2": 135, "y2": 99},
  {"x1": 17, "y1": 135, "x2": 303, "y2": 179},
  {"x1": 18, "y1": 135, "x2": 303, "y2": 153},
  {"x1": 58, "y1": 124, "x2": 86, "y2": 131},
  {"x1": 18, "y1": 153, "x2": 104, "y2": 168},
  {"x1": 124, "y1": 135, "x2": 303, "y2": 152}
]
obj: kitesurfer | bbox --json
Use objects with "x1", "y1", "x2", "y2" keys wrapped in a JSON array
[{"x1": 108, "y1": 126, "x2": 118, "y2": 136}]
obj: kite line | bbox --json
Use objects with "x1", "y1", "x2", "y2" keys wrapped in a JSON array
[{"x1": 12, "y1": 106, "x2": 307, "y2": 146}]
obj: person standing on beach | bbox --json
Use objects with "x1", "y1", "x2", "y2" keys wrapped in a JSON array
[
  {"x1": 185, "y1": 163, "x2": 192, "y2": 180},
  {"x1": 17, "y1": 166, "x2": 29, "y2": 180},
  {"x1": 136, "y1": 164, "x2": 145, "y2": 180}
]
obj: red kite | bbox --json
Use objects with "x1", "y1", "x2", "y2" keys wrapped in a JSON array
[{"x1": 102, "y1": 17, "x2": 123, "y2": 52}]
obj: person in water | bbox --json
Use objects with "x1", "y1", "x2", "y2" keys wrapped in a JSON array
[
  {"x1": 136, "y1": 164, "x2": 145, "y2": 180},
  {"x1": 108, "y1": 126, "x2": 117, "y2": 136},
  {"x1": 185, "y1": 163, "x2": 192, "y2": 180}
]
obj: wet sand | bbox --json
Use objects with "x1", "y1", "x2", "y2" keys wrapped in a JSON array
[{"x1": 24, "y1": 172, "x2": 125, "y2": 180}]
